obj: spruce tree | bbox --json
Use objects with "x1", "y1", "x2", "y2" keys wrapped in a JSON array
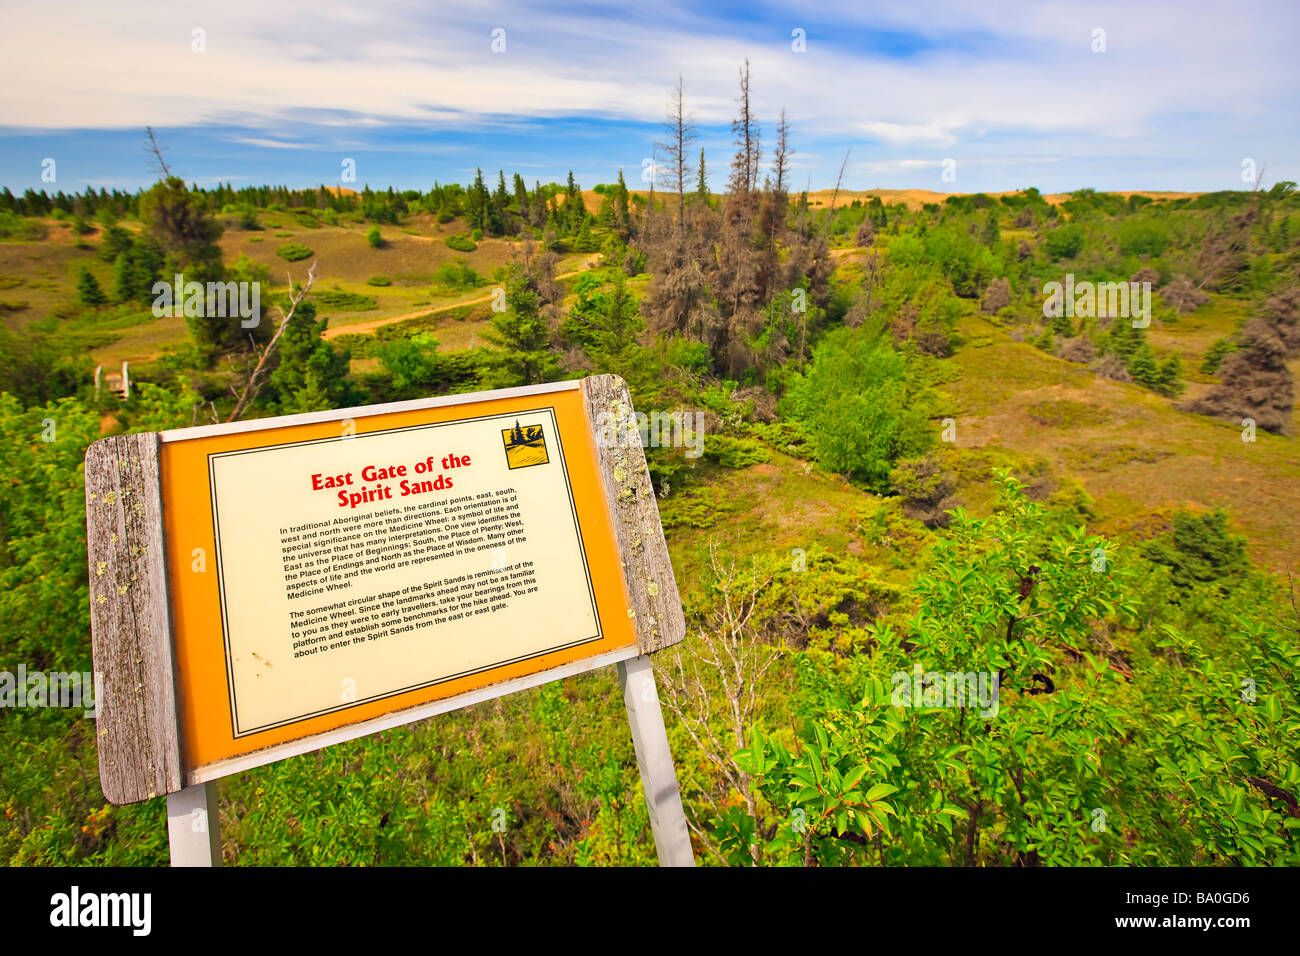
[{"x1": 76, "y1": 267, "x2": 106, "y2": 307}]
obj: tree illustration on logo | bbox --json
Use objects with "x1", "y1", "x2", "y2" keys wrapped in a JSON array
[{"x1": 511, "y1": 420, "x2": 526, "y2": 446}]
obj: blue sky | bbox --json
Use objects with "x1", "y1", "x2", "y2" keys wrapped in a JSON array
[{"x1": 1, "y1": 0, "x2": 1296, "y2": 195}]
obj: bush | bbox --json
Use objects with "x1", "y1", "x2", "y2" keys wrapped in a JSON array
[
  {"x1": 1118, "y1": 218, "x2": 1170, "y2": 257},
  {"x1": 981, "y1": 277, "x2": 1011, "y2": 314},
  {"x1": 276, "y1": 243, "x2": 314, "y2": 262},
  {"x1": 1044, "y1": 223, "x2": 1084, "y2": 260},
  {"x1": 780, "y1": 324, "x2": 934, "y2": 487},
  {"x1": 432, "y1": 261, "x2": 484, "y2": 290},
  {"x1": 366, "y1": 226, "x2": 383, "y2": 249},
  {"x1": 366, "y1": 275, "x2": 392, "y2": 286},
  {"x1": 445, "y1": 234, "x2": 477, "y2": 252},
  {"x1": 311, "y1": 291, "x2": 377, "y2": 312},
  {"x1": 889, "y1": 455, "x2": 957, "y2": 528},
  {"x1": 1200, "y1": 336, "x2": 1237, "y2": 374},
  {"x1": 1142, "y1": 509, "x2": 1249, "y2": 589},
  {"x1": 702, "y1": 435, "x2": 770, "y2": 469}
]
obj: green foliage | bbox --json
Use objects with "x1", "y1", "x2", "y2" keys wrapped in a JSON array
[
  {"x1": 276, "y1": 242, "x2": 314, "y2": 262},
  {"x1": 1044, "y1": 223, "x2": 1085, "y2": 260},
  {"x1": 366, "y1": 226, "x2": 384, "y2": 248},
  {"x1": 1142, "y1": 510, "x2": 1249, "y2": 590},
  {"x1": 445, "y1": 234, "x2": 477, "y2": 252},
  {"x1": 111, "y1": 239, "x2": 164, "y2": 304},
  {"x1": 366, "y1": 275, "x2": 392, "y2": 286},
  {"x1": 781, "y1": 325, "x2": 933, "y2": 487},
  {"x1": 1118, "y1": 218, "x2": 1170, "y2": 257},
  {"x1": 311, "y1": 290, "x2": 377, "y2": 312},
  {"x1": 480, "y1": 263, "x2": 558, "y2": 388},
  {"x1": 1201, "y1": 336, "x2": 1238, "y2": 374},
  {"x1": 735, "y1": 473, "x2": 1299, "y2": 866},
  {"x1": 0, "y1": 211, "x2": 47, "y2": 241},
  {"x1": 75, "y1": 267, "x2": 106, "y2": 307},
  {"x1": 269, "y1": 301, "x2": 354, "y2": 413},
  {"x1": 431, "y1": 260, "x2": 484, "y2": 290},
  {"x1": 702, "y1": 435, "x2": 770, "y2": 469},
  {"x1": 375, "y1": 332, "x2": 443, "y2": 399},
  {"x1": 0, "y1": 325, "x2": 90, "y2": 405}
]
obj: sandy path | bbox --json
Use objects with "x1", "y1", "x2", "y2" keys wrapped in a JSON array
[{"x1": 322, "y1": 258, "x2": 599, "y2": 340}]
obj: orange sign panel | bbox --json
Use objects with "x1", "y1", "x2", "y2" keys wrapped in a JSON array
[{"x1": 160, "y1": 385, "x2": 636, "y2": 771}]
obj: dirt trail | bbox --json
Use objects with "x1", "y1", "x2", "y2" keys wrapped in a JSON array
[{"x1": 321, "y1": 257, "x2": 599, "y2": 340}]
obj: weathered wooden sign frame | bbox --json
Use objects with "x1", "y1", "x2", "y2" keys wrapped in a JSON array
[{"x1": 85, "y1": 374, "x2": 693, "y2": 866}]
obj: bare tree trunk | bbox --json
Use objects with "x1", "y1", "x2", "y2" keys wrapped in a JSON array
[
  {"x1": 656, "y1": 74, "x2": 697, "y2": 231},
  {"x1": 830, "y1": 148, "x2": 851, "y2": 215}
]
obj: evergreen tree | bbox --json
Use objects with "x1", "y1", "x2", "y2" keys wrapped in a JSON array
[
  {"x1": 76, "y1": 267, "x2": 106, "y2": 307},
  {"x1": 269, "y1": 301, "x2": 353, "y2": 413},
  {"x1": 482, "y1": 262, "x2": 558, "y2": 387},
  {"x1": 982, "y1": 208, "x2": 1001, "y2": 246}
]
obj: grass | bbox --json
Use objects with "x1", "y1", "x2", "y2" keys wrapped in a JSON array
[{"x1": 946, "y1": 307, "x2": 1300, "y2": 571}]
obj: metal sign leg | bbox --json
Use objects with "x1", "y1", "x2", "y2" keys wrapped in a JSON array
[
  {"x1": 166, "y1": 780, "x2": 222, "y2": 867},
  {"x1": 618, "y1": 654, "x2": 695, "y2": 867}
]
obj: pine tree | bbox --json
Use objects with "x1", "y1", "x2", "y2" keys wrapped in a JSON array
[
  {"x1": 696, "y1": 149, "x2": 709, "y2": 204},
  {"x1": 270, "y1": 301, "x2": 353, "y2": 413},
  {"x1": 615, "y1": 169, "x2": 631, "y2": 233},
  {"x1": 982, "y1": 208, "x2": 1001, "y2": 247},
  {"x1": 76, "y1": 267, "x2": 106, "y2": 307},
  {"x1": 1127, "y1": 341, "x2": 1160, "y2": 389},
  {"x1": 482, "y1": 263, "x2": 558, "y2": 387},
  {"x1": 112, "y1": 252, "x2": 133, "y2": 303}
]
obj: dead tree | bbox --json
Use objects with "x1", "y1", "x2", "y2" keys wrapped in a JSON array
[
  {"x1": 227, "y1": 260, "x2": 318, "y2": 422},
  {"x1": 659, "y1": 541, "x2": 780, "y2": 864}
]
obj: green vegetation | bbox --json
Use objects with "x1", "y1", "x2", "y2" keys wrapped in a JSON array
[
  {"x1": 1, "y1": 86, "x2": 1298, "y2": 867},
  {"x1": 276, "y1": 242, "x2": 314, "y2": 262}
]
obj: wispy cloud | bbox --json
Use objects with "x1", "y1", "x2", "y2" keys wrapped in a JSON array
[{"x1": 0, "y1": 0, "x2": 1295, "y2": 191}]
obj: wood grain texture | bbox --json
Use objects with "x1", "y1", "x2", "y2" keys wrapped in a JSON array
[
  {"x1": 580, "y1": 374, "x2": 686, "y2": 653},
  {"x1": 85, "y1": 431, "x2": 183, "y2": 805}
]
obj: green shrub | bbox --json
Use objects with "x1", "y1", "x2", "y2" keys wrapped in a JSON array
[
  {"x1": 780, "y1": 324, "x2": 934, "y2": 488},
  {"x1": 702, "y1": 435, "x2": 771, "y2": 469},
  {"x1": 445, "y1": 234, "x2": 477, "y2": 252},
  {"x1": 311, "y1": 290, "x2": 377, "y2": 312},
  {"x1": 432, "y1": 261, "x2": 484, "y2": 289},
  {"x1": 1118, "y1": 218, "x2": 1169, "y2": 256},
  {"x1": 1142, "y1": 509, "x2": 1249, "y2": 589},
  {"x1": 276, "y1": 242, "x2": 314, "y2": 262},
  {"x1": 1044, "y1": 223, "x2": 1085, "y2": 260},
  {"x1": 366, "y1": 275, "x2": 392, "y2": 286},
  {"x1": 367, "y1": 226, "x2": 384, "y2": 248}
]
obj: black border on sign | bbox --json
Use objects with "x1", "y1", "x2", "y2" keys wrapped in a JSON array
[{"x1": 206, "y1": 405, "x2": 603, "y2": 738}]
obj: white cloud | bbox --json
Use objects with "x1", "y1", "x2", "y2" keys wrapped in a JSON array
[{"x1": 0, "y1": 0, "x2": 1294, "y2": 185}]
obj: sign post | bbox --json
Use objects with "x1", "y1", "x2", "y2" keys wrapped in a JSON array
[{"x1": 85, "y1": 375, "x2": 693, "y2": 866}]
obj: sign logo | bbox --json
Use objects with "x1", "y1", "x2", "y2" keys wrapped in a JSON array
[{"x1": 502, "y1": 420, "x2": 548, "y2": 470}]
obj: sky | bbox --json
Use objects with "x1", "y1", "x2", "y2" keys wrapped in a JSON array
[{"x1": 0, "y1": 0, "x2": 1296, "y2": 195}]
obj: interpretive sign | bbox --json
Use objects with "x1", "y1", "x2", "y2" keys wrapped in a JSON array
[{"x1": 84, "y1": 375, "x2": 692, "y2": 865}]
